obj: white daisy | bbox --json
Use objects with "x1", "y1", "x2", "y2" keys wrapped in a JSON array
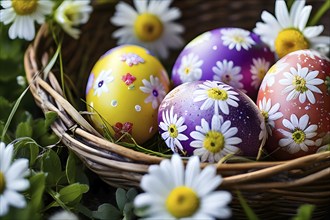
[
  {"x1": 212, "y1": 60, "x2": 243, "y2": 89},
  {"x1": 258, "y1": 97, "x2": 283, "y2": 141},
  {"x1": 0, "y1": 0, "x2": 54, "y2": 41},
  {"x1": 177, "y1": 53, "x2": 204, "y2": 83},
  {"x1": 251, "y1": 58, "x2": 271, "y2": 89},
  {"x1": 93, "y1": 69, "x2": 114, "y2": 97},
  {"x1": 260, "y1": 58, "x2": 288, "y2": 91},
  {"x1": 190, "y1": 115, "x2": 241, "y2": 163},
  {"x1": 253, "y1": 0, "x2": 330, "y2": 58},
  {"x1": 140, "y1": 75, "x2": 167, "y2": 109},
  {"x1": 54, "y1": 0, "x2": 93, "y2": 39},
  {"x1": 110, "y1": 0, "x2": 184, "y2": 59},
  {"x1": 278, "y1": 114, "x2": 317, "y2": 154},
  {"x1": 159, "y1": 106, "x2": 189, "y2": 153},
  {"x1": 279, "y1": 63, "x2": 324, "y2": 104},
  {"x1": 134, "y1": 154, "x2": 232, "y2": 219},
  {"x1": 0, "y1": 142, "x2": 30, "y2": 216},
  {"x1": 193, "y1": 80, "x2": 239, "y2": 115},
  {"x1": 220, "y1": 28, "x2": 255, "y2": 51},
  {"x1": 49, "y1": 210, "x2": 79, "y2": 220},
  {"x1": 185, "y1": 31, "x2": 212, "y2": 49}
]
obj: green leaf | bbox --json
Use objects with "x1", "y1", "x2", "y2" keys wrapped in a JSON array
[
  {"x1": 0, "y1": 59, "x2": 22, "y2": 82},
  {"x1": 32, "y1": 119, "x2": 47, "y2": 139},
  {"x1": 92, "y1": 203, "x2": 122, "y2": 220},
  {"x1": 0, "y1": 96, "x2": 12, "y2": 121},
  {"x1": 14, "y1": 138, "x2": 40, "y2": 166},
  {"x1": 1, "y1": 80, "x2": 32, "y2": 142},
  {"x1": 292, "y1": 204, "x2": 315, "y2": 220},
  {"x1": 123, "y1": 203, "x2": 134, "y2": 220},
  {"x1": 44, "y1": 111, "x2": 58, "y2": 129},
  {"x1": 28, "y1": 172, "x2": 46, "y2": 212},
  {"x1": 58, "y1": 183, "x2": 89, "y2": 205},
  {"x1": 66, "y1": 150, "x2": 77, "y2": 184},
  {"x1": 116, "y1": 188, "x2": 127, "y2": 212},
  {"x1": 236, "y1": 190, "x2": 259, "y2": 220},
  {"x1": 76, "y1": 204, "x2": 93, "y2": 219},
  {"x1": 38, "y1": 133, "x2": 59, "y2": 147},
  {"x1": 41, "y1": 149, "x2": 62, "y2": 186},
  {"x1": 15, "y1": 121, "x2": 33, "y2": 138},
  {"x1": 126, "y1": 188, "x2": 138, "y2": 202}
]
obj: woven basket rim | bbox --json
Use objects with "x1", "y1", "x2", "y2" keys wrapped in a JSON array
[{"x1": 24, "y1": 22, "x2": 330, "y2": 189}]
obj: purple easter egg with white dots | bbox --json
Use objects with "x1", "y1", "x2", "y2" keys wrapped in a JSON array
[
  {"x1": 171, "y1": 27, "x2": 275, "y2": 101},
  {"x1": 158, "y1": 80, "x2": 264, "y2": 162}
]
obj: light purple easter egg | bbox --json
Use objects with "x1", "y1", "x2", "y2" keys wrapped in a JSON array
[
  {"x1": 171, "y1": 27, "x2": 275, "y2": 101},
  {"x1": 158, "y1": 80, "x2": 264, "y2": 163}
]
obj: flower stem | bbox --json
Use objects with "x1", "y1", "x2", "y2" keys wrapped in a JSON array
[{"x1": 308, "y1": 0, "x2": 330, "y2": 26}]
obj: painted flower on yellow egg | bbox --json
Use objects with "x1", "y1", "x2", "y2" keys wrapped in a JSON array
[
  {"x1": 140, "y1": 75, "x2": 166, "y2": 109},
  {"x1": 120, "y1": 53, "x2": 145, "y2": 66},
  {"x1": 93, "y1": 69, "x2": 114, "y2": 97},
  {"x1": 121, "y1": 73, "x2": 136, "y2": 86}
]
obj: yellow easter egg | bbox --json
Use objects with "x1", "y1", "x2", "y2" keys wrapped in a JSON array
[{"x1": 85, "y1": 45, "x2": 170, "y2": 144}]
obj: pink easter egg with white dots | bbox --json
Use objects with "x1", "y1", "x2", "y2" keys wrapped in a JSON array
[{"x1": 257, "y1": 49, "x2": 330, "y2": 160}]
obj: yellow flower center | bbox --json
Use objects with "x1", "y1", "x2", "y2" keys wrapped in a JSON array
[
  {"x1": 203, "y1": 131, "x2": 225, "y2": 153},
  {"x1": 258, "y1": 68, "x2": 267, "y2": 80},
  {"x1": 12, "y1": 0, "x2": 38, "y2": 15},
  {"x1": 261, "y1": 111, "x2": 269, "y2": 121},
  {"x1": 207, "y1": 88, "x2": 228, "y2": 100},
  {"x1": 168, "y1": 124, "x2": 178, "y2": 138},
  {"x1": 233, "y1": 35, "x2": 244, "y2": 43},
  {"x1": 134, "y1": 13, "x2": 163, "y2": 42},
  {"x1": 184, "y1": 67, "x2": 191, "y2": 75},
  {"x1": 293, "y1": 75, "x2": 308, "y2": 93},
  {"x1": 166, "y1": 186, "x2": 200, "y2": 218},
  {"x1": 0, "y1": 172, "x2": 5, "y2": 194},
  {"x1": 275, "y1": 29, "x2": 309, "y2": 58},
  {"x1": 292, "y1": 129, "x2": 306, "y2": 144}
]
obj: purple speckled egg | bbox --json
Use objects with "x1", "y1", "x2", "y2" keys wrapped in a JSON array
[
  {"x1": 171, "y1": 27, "x2": 275, "y2": 101},
  {"x1": 158, "y1": 80, "x2": 264, "y2": 162}
]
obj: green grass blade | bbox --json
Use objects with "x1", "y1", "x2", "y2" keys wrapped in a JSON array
[{"x1": 1, "y1": 45, "x2": 60, "y2": 142}]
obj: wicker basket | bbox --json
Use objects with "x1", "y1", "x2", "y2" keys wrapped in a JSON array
[{"x1": 24, "y1": 0, "x2": 330, "y2": 219}]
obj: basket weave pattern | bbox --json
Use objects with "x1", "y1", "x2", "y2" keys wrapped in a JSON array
[{"x1": 24, "y1": 1, "x2": 330, "y2": 219}]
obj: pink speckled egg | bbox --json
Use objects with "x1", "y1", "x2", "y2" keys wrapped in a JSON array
[
  {"x1": 158, "y1": 80, "x2": 264, "y2": 163},
  {"x1": 171, "y1": 27, "x2": 275, "y2": 101},
  {"x1": 257, "y1": 49, "x2": 330, "y2": 160}
]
